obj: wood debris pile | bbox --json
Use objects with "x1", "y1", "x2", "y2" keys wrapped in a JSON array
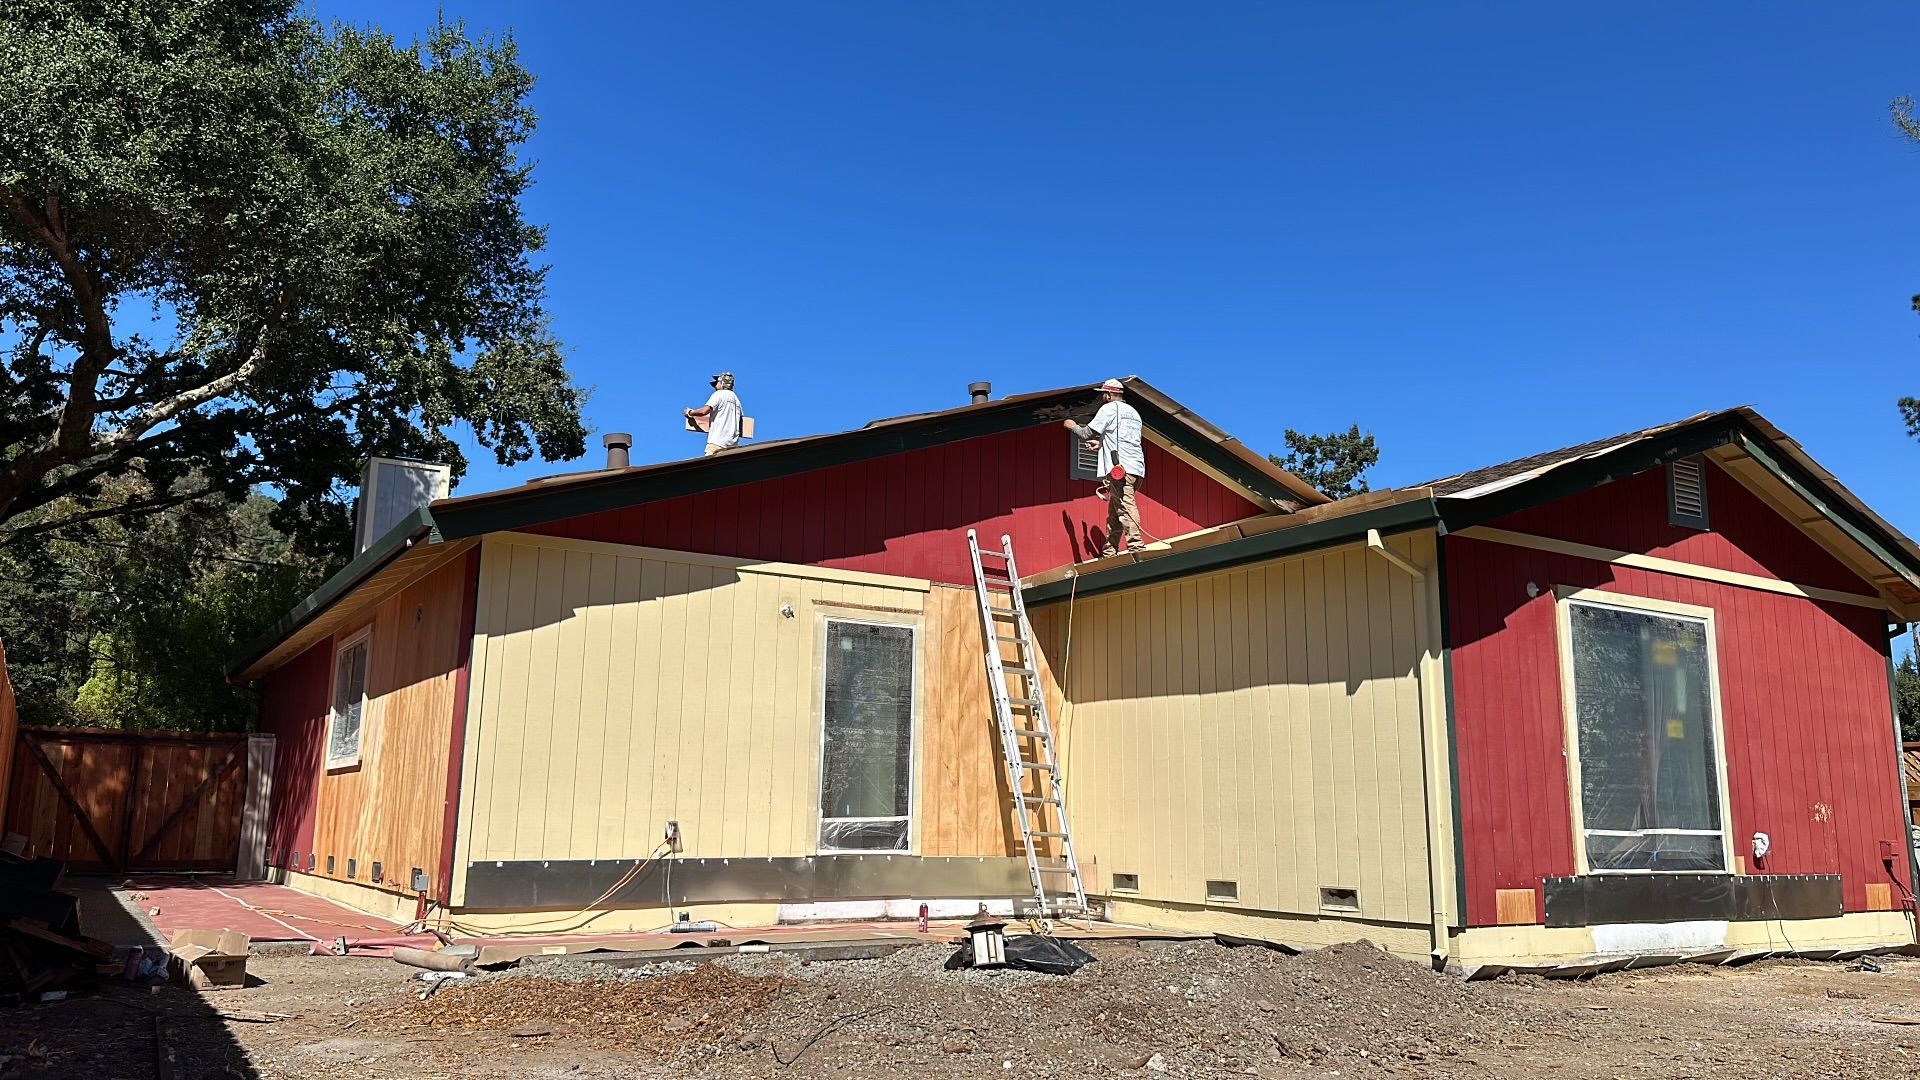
[
  {"x1": 371, "y1": 965, "x2": 793, "y2": 1048},
  {"x1": 0, "y1": 852, "x2": 116, "y2": 1002}
]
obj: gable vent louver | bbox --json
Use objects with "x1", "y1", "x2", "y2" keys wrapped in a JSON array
[{"x1": 1667, "y1": 457, "x2": 1709, "y2": 530}]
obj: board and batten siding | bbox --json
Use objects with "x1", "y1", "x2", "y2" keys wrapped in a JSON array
[
  {"x1": 1030, "y1": 533, "x2": 1439, "y2": 928},
  {"x1": 450, "y1": 533, "x2": 1021, "y2": 905}
]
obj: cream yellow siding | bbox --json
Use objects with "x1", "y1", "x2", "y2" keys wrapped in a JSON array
[
  {"x1": 1033, "y1": 532, "x2": 1439, "y2": 929},
  {"x1": 449, "y1": 533, "x2": 1017, "y2": 905}
]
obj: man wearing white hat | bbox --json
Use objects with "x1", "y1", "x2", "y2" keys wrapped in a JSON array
[{"x1": 1063, "y1": 378, "x2": 1146, "y2": 557}]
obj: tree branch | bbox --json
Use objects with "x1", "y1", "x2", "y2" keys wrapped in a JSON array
[{"x1": 0, "y1": 486, "x2": 216, "y2": 546}]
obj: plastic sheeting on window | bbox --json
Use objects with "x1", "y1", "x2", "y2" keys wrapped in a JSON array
[
  {"x1": 1567, "y1": 603, "x2": 1725, "y2": 872},
  {"x1": 819, "y1": 621, "x2": 914, "y2": 852},
  {"x1": 819, "y1": 817, "x2": 911, "y2": 852},
  {"x1": 328, "y1": 638, "x2": 369, "y2": 763}
]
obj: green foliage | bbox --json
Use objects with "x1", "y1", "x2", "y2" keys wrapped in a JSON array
[
  {"x1": 0, "y1": 489, "x2": 328, "y2": 730},
  {"x1": 1897, "y1": 651, "x2": 1920, "y2": 743},
  {"x1": 1268, "y1": 425, "x2": 1381, "y2": 499},
  {"x1": 0, "y1": 1, "x2": 586, "y2": 550}
]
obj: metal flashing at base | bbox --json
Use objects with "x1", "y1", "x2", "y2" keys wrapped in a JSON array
[
  {"x1": 461, "y1": 855, "x2": 1042, "y2": 911},
  {"x1": 1542, "y1": 873, "x2": 1841, "y2": 927}
]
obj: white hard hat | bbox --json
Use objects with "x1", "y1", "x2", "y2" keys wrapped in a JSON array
[{"x1": 1099, "y1": 378, "x2": 1125, "y2": 394}]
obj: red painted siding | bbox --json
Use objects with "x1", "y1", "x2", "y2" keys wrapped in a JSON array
[
  {"x1": 1446, "y1": 464, "x2": 1908, "y2": 927},
  {"x1": 524, "y1": 424, "x2": 1263, "y2": 584},
  {"x1": 257, "y1": 637, "x2": 330, "y2": 864},
  {"x1": 1491, "y1": 460, "x2": 1872, "y2": 594}
]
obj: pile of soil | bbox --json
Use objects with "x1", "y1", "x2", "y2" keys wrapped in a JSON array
[{"x1": 360, "y1": 936, "x2": 1562, "y2": 1077}]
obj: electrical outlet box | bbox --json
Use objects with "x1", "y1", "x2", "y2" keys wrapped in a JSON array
[
  {"x1": 664, "y1": 820, "x2": 683, "y2": 853},
  {"x1": 411, "y1": 868, "x2": 430, "y2": 894}
]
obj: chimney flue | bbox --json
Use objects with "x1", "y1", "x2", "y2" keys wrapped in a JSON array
[
  {"x1": 603, "y1": 432, "x2": 632, "y2": 469},
  {"x1": 968, "y1": 381, "x2": 991, "y2": 405}
]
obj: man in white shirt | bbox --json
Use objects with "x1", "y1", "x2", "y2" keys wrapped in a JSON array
[
  {"x1": 1063, "y1": 378, "x2": 1146, "y2": 557},
  {"x1": 685, "y1": 372, "x2": 743, "y2": 455}
]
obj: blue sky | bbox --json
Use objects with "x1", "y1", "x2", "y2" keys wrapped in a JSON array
[{"x1": 320, "y1": 2, "x2": 1920, "y2": 532}]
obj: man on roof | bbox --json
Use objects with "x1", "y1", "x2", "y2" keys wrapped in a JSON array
[
  {"x1": 1064, "y1": 378, "x2": 1146, "y2": 558},
  {"x1": 685, "y1": 371, "x2": 743, "y2": 456}
]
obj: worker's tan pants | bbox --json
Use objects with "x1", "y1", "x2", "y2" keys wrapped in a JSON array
[
  {"x1": 703, "y1": 443, "x2": 727, "y2": 456},
  {"x1": 1103, "y1": 473, "x2": 1142, "y2": 556}
]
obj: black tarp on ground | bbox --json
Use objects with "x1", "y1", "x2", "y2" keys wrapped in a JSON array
[{"x1": 945, "y1": 934, "x2": 1097, "y2": 975}]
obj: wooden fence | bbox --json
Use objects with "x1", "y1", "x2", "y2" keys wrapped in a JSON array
[{"x1": 2, "y1": 727, "x2": 272, "y2": 874}]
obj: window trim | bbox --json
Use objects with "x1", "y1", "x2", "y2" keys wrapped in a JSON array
[
  {"x1": 1552, "y1": 587, "x2": 1736, "y2": 876},
  {"x1": 325, "y1": 626, "x2": 374, "y2": 771},
  {"x1": 815, "y1": 616, "x2": 920, "y2": 856}
]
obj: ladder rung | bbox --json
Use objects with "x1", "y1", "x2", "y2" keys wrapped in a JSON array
[
  {"x1": 1035, "y1": 865, "x2": 1077, "y2": 874},
  {"x1": 1002, "y1": 666, "x2": 1035, "y2": 676},
  {"x1": 1011, "y1": 728, "x2": 1049, "y2": 738},
  {"x1": 1009, "y1": 696, "x2": 1041, "y2": 706},
  {"x1": 1020, "y1": 796, "x2": 1060, "y2": 805},
  {"x1": 1020, "y1": 761, "x2": 1056, "y2": 771},
  {"x1": 1030, "y1": 831, "x2": 1068, "y2": 839},
  {"x1": 994, "y1": 635, "x2": 1023, "y2": 643}
]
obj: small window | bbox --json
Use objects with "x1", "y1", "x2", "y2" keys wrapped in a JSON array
[
  {"x1": 1111, "y1": 872, "x2": 1140, "y2": 893},
  {"x1": 1320, "y1": 886, "x2": 1360, "y2": 911},
  {"x1": 327, "y1": 629, "x2": 372, "y2": 768},
  {"x1": 1068, "y1": 430, "x2": 1102, "y2": 481},
  {"x1": 818, "y1": 620, "x2": 916, "y2": 853},
  {"x1": 1205, "y1": 879, "x2": 1239, "y2": 903},
  {"x1": 326, "y1": 855, "x2": 335, "y2": 875},
  {"x1": 1667, "y1": 457, "x2": 1709, "y2": 530},
  {"x1": 346, "y1": 858, "x2": 357, "y2": 880}
]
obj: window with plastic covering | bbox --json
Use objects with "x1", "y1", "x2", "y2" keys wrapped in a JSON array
[
  {"x1": 1564, "y1": 600, "x2": 1728, "y2": 873},
  {"x1": 818, "y1": 620, "x2": 916, "y2": 852},
  {"x1": 326, "y1": 629, "x2": 372, "y2": 769}
]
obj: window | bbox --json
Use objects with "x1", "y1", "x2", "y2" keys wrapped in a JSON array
[
  {"x1": 1205, "y1": 880, "x2": 1240, "y2": 903},
  {"x1": 327, "y1": 629, "x2": 372, "y2": 769},
  {"x1": 1563, "y1": 599, "x2": 1727, "y2": 873},
  {"x1": 1667, "y1": 457, "x2": 1709, "y2": 529},
  {"x1": 819, "y1": 620, "x2": 916, "y2": 852},
  {"x1": 1068, "y1": 431, "x2": 1101, "y2": 481},
  {"x1": 1111, "y1": 873, "x2": 1140, "y2": 893}
]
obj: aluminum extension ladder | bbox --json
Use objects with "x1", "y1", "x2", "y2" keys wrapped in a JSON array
[{"x1": 966, "y1": 530, "x2": 1089, "y2": 929}]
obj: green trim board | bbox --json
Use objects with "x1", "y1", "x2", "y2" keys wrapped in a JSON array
[
  {"x1": 1022, "y1": 497, "x2": 1443, "y2": 604},
  {"x1": 225, "y1": 507, "x2": 436, "y2": 678},
  {"x1": 1732, "y1": 427, "x2": 1920, "y2": 591}
]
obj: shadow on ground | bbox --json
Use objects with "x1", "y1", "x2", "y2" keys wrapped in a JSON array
[{"x1": 1, "y1": 875, "x2": 262, "y2": 1079}]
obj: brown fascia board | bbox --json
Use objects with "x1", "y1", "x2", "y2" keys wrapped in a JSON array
[{"x1": 1122, "y1": 377, "x2": 1330, "y2": 508}]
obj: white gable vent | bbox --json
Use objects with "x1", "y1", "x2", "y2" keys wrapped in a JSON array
[
  {"x1": 1667, "y1": 457, "x2": 1709, "y2": 530},
  {"x1": 355, "y1": 457, "x2": 452, "y2": 553}
]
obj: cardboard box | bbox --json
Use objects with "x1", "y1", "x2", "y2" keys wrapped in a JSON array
[
  {"x1": 168, "y1": 929, "x2": 249, "y2": 992},
  {"x1": 683, "y1": 415, "x2": 755, "y2": 438}
]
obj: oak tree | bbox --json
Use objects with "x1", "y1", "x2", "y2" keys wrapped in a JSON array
[{"x1": 0, "y1": 1, "x2": 586, "y2": 547}]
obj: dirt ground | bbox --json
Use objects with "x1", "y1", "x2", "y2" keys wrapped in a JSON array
[{"x1": 6, "y1": 935, "x2": 1920, "y2": 1079}]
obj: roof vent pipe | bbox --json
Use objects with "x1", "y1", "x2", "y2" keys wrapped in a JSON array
[
  {"x1": 603, "y1": 432, "x2": 632, "y2": 469},
  {"x1": 968, "y1": 381, "x2": 991, "y2": 405}
]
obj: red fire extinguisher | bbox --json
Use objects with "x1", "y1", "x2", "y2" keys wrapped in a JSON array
[{"x1": 917, "y1": 902, "x2": 929, "y2": 933}]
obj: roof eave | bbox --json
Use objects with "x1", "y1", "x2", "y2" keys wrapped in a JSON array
[{"x1": 225, "y1": 507, "x2": 438, "y2": 681}]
